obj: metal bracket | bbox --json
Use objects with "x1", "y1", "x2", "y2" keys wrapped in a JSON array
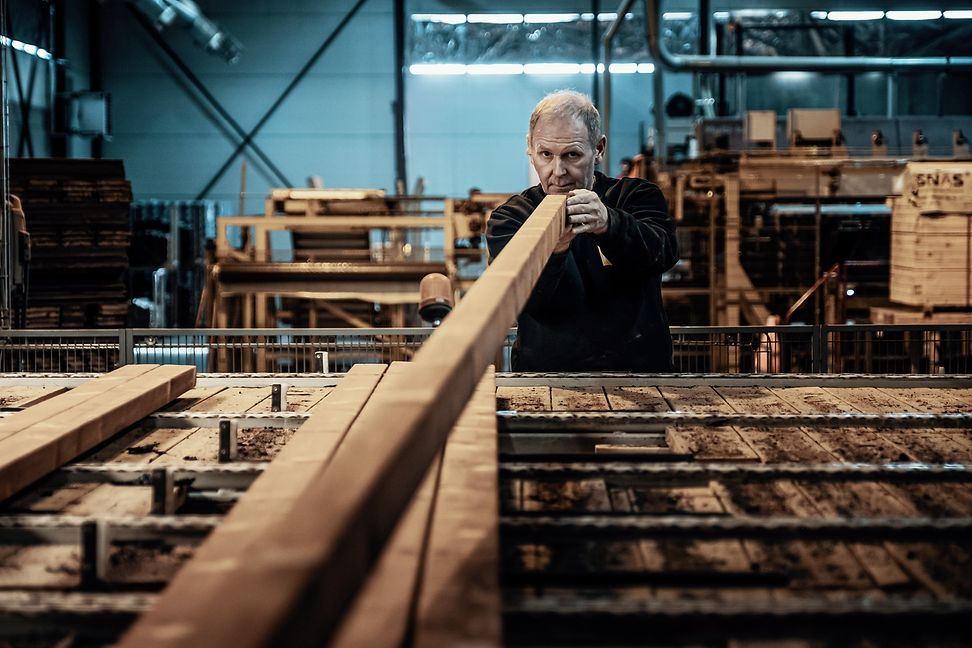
[
  {"x1": 218, "y1": 419, "x2": 238, "y2": 463},
  {"x1": 271, "y1": 383, "x2": 287, "y2": 412},
  {"x1": 80, "y1": 519, "x2": 109, "y2": 589}
]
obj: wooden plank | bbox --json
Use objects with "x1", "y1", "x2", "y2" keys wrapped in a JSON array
[
  {"x1": 659, "y1": 386, "x2": 759, "y2": 461},
  {"x1": 0, "y1": 365, "x2": 196, "y2": 501},
  {"x1": 495, "y1": 386, "x2": 550, "y2": 411},
  {"x1": 413, "y1": 369, "x2": 500, "y2": 647},
  {"x1": 0, "y1": 364, "x2": 159, "y2": 443},
  {"x1": 0, "y1": 386, "x2": 68, "y2": 408},
  {"x1": 119, "y1": 365, "x2": 387, "y2": 646},
  {"x1": 119, "y1": 195, "x2": 567, "y2": 648},
  {"x1": 331, "y1": 454, "x2": 442, "y2": 648},
  {"x1": 551, "y1": 386, "x2": 610, "y2": 411},
  {"x1": 604, "y1": 386, "x2": 669, "y2": 411}
]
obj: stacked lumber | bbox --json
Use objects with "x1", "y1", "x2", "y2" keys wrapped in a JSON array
[
  {"x1": 890, "y1": 162, "x2": 972, "y2": 308},
  {"x1": 266, "y1": 188, "x2": 386, "y2": 263},
  {"x1": 9, "y1": 158, "x2": 133, "y2": 328},
  {"x1": 0, "y1": 364, "x2": 195, "y2": 501}
]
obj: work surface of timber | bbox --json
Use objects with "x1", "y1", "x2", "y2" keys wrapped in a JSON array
[
  {"x1": 496, "y1": 381, "x2": 972, "y2": 645},
  {"x1": 0, "y1": 376, "x2": 969, "y2": 646}
]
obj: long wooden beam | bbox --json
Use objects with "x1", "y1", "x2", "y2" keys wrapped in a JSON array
[
  {"x1": 0, "y1": 365, "x2": 196, "y2": 501},
  {"x1": 118, "y1": 364, "x2": 386, "y2": 646},
  {"x1": 331, "y1": 368, "x2": 498, "y2": 647},
  {"x1": 121, "y1": 195, "x2": 566, "y2": 647},
  {"x1": 413, "y1": 367, "x2": 501, "y2": 646}
]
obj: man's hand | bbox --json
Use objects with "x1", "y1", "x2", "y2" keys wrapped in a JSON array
[{"x1": 567, "y1": 189, "x2": 609, "y2": 235}]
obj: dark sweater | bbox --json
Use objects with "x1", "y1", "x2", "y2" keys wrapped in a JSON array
[{"x1": 486, "y1": 172, "x2": 678, "y2": 372}]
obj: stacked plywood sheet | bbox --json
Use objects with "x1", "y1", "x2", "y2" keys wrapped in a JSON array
[
  {"x1": 9, "y1": 158, "x2": 133, "y2": 328},
  {"x1": 890, "y1": 161, "x2": 972, "y2": 308}
]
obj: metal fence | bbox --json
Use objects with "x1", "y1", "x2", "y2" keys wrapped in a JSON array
[{"x1": 0, "y1": 325, "x2": 969, "y2": 374}]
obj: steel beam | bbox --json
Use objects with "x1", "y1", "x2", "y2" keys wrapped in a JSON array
[
  {"x1": 501, "y1": 514, "x2": 972, "y2": 542},
  {"x1": 501, "y1": 461, "x2": 972, "y2": 484},
  {"x1": 498, "y1": 411, "x2": 972, "y2": 430}
]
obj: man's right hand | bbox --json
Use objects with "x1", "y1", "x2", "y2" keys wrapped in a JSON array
[{"x1": 553, "y1": 227, "x2": 575, "y2": 254}]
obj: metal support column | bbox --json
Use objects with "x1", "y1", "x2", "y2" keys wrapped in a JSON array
[{"x1": 393, "y1": 0, "x2": 407, "y2": 192}]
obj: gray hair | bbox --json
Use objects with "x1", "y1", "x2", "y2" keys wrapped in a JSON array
[{"x1": 528, "y1": 90, "x2": 602, "y2": 149}]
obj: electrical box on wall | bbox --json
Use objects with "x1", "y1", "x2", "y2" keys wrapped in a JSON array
[{"x1": 55, "y1": 91, "x2": 112, "y2": 138}]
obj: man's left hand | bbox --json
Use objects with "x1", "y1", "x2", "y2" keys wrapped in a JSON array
[{"x1": 566, "y1": 189, "x2": 609, "y2": 235}]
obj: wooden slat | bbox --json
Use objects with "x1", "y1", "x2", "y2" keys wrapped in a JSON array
[
  {"x1": 332, "y1": 454, "x2": 442, "y2": 648},
  {"x1": 0, "y1": 364, "x2": 159, "y2": 442},
  {"x1": 495, "y1": 386, "x2": 551, "y2": 411},
  {"x1": 551, "y1": 386, "x2": 610, "y2": 411},
  {"x1": 0, "y1": 365, "x2": 195, "y2": 501},
  {"x1": 660, "y1": 386, "x2": 759, "y2": 461},
  {"x1": 413, "y1": 368, "x2": 500, "y2": 647},
  {"x1": 120, "y1": 194, "x2": 567, "y2": 647},
  {"x1": 605, "y1": 386, "x2": 669, "y2": 411}
]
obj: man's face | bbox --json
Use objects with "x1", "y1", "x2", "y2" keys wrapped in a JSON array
[{"x1": 529, "y1": 115, "x2": 605, "y2": 195}]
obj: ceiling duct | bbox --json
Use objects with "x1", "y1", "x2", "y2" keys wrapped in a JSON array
[
  {"x1": 129, "y1": 0, "x2": 242, "y2": 63},
  {"x1": 646, "y1": 0, "x2": 972, "y2": 71}
]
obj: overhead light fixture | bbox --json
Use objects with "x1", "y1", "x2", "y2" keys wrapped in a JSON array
[
  {"x1": 409, "y1": 62, "x2": 657, "y2": 76},
  {"x1": 524, "y1": 63, "x2": 582, "y2": 75},
  {"x1": 466, "y1": 63, "x2": 524, "y2": 75},
  {"x1": 608, "y1": 62, "x2": 638, "y2": 74},
  {"x1": 827, "y1": 11, "x2": 884, "y2": 21},
  {"x1": 410, "y1": 13, "x2": 467, "y2": 25},
  {"x1": 0, "y1": 35, "x2": 52, "y2": 60},
  {"x1": 467, "y1": 14, "x2": 523, "y2": 24},
  {"x1": 810, "y1": 11, "x2": 828, "y2": 19},
  {"x1": 663, "y1": 12, "x2": 693, "y2": 20},
  {"x1": 775, "y1": 71, "x2": 813, "y2": 80},
  {"x1": 713, "y1": 11, "x2": 730, "y2": 20},
  {"x1": 409, "y1": 63, "x2": 466, "y2": 75},
  {"x1": 523, "y1": 13, "x2": 580, "y2": 23},
  {"x1": 943, "y1": 10, "x2": 972, "y2": 19},
  {"x1": 886, "y1": 10, "x2": 942, "y2": 20}
]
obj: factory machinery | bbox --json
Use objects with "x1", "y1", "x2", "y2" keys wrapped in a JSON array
[
  {"x1": 665, "y1": 109, "x2": 972, "y2": 328},
  {"x1": 0, "y1": 197, "x2": 969, "y2": 646}
]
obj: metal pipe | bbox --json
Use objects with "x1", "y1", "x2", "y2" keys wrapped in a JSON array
[
  {"x1": 652, "y1": 61, "x2": 665, "y2": 168},
  {"x1": 393, "y1": 0, "x2": 407, "y2": 192},
  {"x1": 601, "y1": 0, "x2": 637, "y2": 168},
  {"x1": 646, "y1": 0, "x2": 972, "y2": 72},
  {"x1": 128, "y1": 6, "x2": 291, "y2": 188}
]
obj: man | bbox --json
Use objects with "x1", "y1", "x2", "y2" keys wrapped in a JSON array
[{"x1": 486, "y1": 90, "x2": 678, "y2": 372}]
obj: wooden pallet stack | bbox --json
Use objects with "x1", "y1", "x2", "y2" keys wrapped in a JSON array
[
  {"x1": 887, "y1": 161, "x2": 972, "y2": 317},
  {"x1": 9, "y1": 158, "x2": 133, "y2": 328}
]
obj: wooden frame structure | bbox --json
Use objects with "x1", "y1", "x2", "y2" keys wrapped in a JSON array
[{"x1": 119, "y1": 195, "x2": 566, "y2": 646}]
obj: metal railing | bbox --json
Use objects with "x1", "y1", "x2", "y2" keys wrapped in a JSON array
[{"x1": 0, "y1": 325, "x2": 969, "y2": 374}]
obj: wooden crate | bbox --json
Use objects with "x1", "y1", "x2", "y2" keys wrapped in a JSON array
[
  {"x1": 870, "y1": 304, "x2": 972, "y2": 324},
  {"x1": 889, "y1": 162, "x2": 972, "y2": 307}
]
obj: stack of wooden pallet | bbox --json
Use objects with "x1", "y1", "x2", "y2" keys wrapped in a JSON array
[
  {"x1": 889, "y1": 161, "x2": 972, "y2": 310},
  {"x1": 9, "y1": 158, "x2": 133, "y2": 328}
]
